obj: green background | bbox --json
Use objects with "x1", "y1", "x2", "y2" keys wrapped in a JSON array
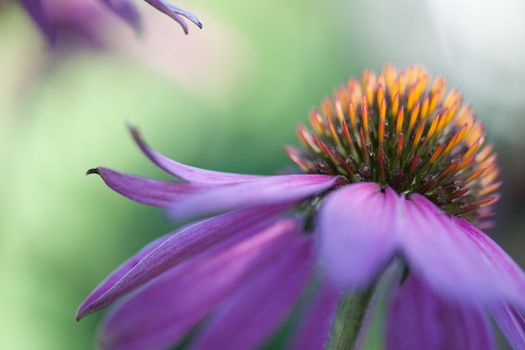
[{"x1": 1, "y1": 0, "x2": 524, "y2": 348}]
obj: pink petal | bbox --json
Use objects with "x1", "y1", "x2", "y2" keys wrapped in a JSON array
[
  {"x1": 491, "y1": 304, "x2": 525, "y2": 349},
  {"x1": 317, "y1": 183, "x2": 399, "y2": 288},
  {"x1": 130, "y1": 126, "x2": 261, "y2": 184},
  {"x1": 99, "y1": 220, "x2": 300, "y2": 350},
  {"x1": 87, "y1": 167, "x2": 203, "y2": 207},
  {"x1": 455, "y1": 218, "x2": 525, "y2": 309},
  {"x1": 289, "y1": 282, "x2": 340, "y2": 350},
  {"x1": 190, "y1": 234, "x2": 314, "y2": 350},
  {"x1": 76, "y1": 205, "x2": 286, "y2": 319},
  {"x1": 168, "y1": 174, "x2": 338, "y2": 220},
  {"x1": 386, "y1": 274, "x2": 496, "y2": 350},
  {"x1": 398, "y1": 194, "x2": 508, "y2": 303}
]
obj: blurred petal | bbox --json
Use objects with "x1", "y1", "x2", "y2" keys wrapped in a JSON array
[
  {"x1": 400, "y1": 194, "x2": 525, "y2": 305},
  {"x1": 130, "y1": 126, "x2": 262, "y2": 184},
  {"x1": 99, "y1": 0, "x2": 142, "y2": 34},
  {"x1": 76, "y1": 205, "x2": 286, "y2": 319},
  {"x1": 386, "y1": 275, "x2": 496, "y2": 350},
  {"x1": 491, "y1": 304, "x2": 525, "y2": 350},
  {"x1": 190, "y1": 234, "x2": 313, "y2": 350},
  {"x1": 289, "y1": 283, "x2": 340, "y2": 350},
  {"x1": 42, "y1": 1, "x2": 111, "y2": 50},
  {"x1": 20, "y1": 0, "x2": 57, "y2": 44},
  {"x1": 144, "y1": 0, "x2": 202, "y2": 34},
  {"x1": 317, "y1": 183, "x2": 398, "y2": 288},
  {"x1": 456, "y1": 218, "x2": 525, "y2": 309},
  {"x1": 168, "y1": 174, "x2": 338, "y2": 220},
  {"x1": 87, "y1": 167, "x2": 204, "y2": 207},
  {"x1": 99, "y1": 220, "x2": 300, "y2": 350}
]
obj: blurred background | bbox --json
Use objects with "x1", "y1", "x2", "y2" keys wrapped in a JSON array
[{"x1": 1, "y1": 0, "x2": 524, "y2": 348}]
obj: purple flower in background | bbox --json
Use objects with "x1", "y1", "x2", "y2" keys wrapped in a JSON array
[
  {"x1": 78, "y1": 66, "x2": 525, "y2": 349},
  {"x1": 19, "y1": 0, "x2": 112, "y2": 49},
  {"x1": 19, "y1": 0, "x2": 201, "y2": 46}
]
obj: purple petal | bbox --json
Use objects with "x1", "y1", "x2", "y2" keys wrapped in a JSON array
[
  {"x1": 143, "y1": 0, "x2": 202, "y2": 33},
  {"x1": 76, "y1": 205, "x2": 286, "y2": 320},
  {"x1": 190, "y1": 234, "x2": 314, "y2": 350},
  {"x1": 317, "y1": 183, "x2": 399, "y2": 288},
  {"x1": 87, "y1": 167, "x2": 203, "y2": 207},
  {"x1": 456, "y1": 218, "x2": 525, "y2": 309},
  {"x1": 20, "y1": 0, "x2": 57, "y2": 44},
  {"x1": 169, "y1": 174, "x2": 339, "y2": 220},
  {"x1": 76, "y1": 232, "x2": 170, "y2": 321},
  {"x1": 130, "y1": 126, "x2": 261, "y2": 184},
  {"x1": 99, "y1": 220, "x2": 302, "y2": 350},
  {"x1": 42, "y1": 1, "x2": 109, "y2": 50},
  {"x1": 99, "y1": 0, "x2": 142, "y2": 34},
  {"x1": 491, "y1": 304, "x2": 525, "y2": 349},
  {"x1": 289, "y1": 283, "x2": 340, "y2": 350},
  {"x1": 386, "y1": 274, "x2": 496, "y2": 350},
  {"x1": 400, "y1": 194, "x2": 525, "y2": 305}
]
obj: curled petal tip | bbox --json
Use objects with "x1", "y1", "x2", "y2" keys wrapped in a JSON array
[
  {"x1": 86, "y1": 168, "x2": 100, "y2": 176},
  {"x1": 75, "y1": 310, "x2": 91, "y2": 322},
  {"x1": 127, "y1": 124, "x2": 146, "y2": 146},
  {"x1": 192, "y1": 18, "x2": 203, "y2": 29},
  {"x1": 127, "y1": 123, "x2": 140, "y2": 139},
  {"x1": 125, "y1": 120, "x2": 136, "y2": 130},
  {"x1": 75, "y1": 306, "x2": 87, "y2": 321},
  {"x1": 144, "y1": 0, "x2": 202, "y2": 33},
  {"x1": 181, "y1": 16, "x2": 202, "y2": 32}
]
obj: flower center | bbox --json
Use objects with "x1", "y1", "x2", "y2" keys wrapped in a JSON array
[{"x1": 286, "y1": 65, "x2": 500, "y2": 228}]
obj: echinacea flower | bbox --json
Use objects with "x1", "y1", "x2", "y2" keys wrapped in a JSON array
[
  {"x1": 78, "y1": 65, "x2": 525, "y2": 350},
  {"x1": 20, "y1": 0, "x2": 201, "y2": 46}
]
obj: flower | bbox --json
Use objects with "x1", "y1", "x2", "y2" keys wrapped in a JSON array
[
  {"x1": 19, "y1": 0, "x2": 116, "y2": 49},
  {"x1": 20, "y1": 0, "x2": 201, "y2": 46},
  {"x1": 78, "y1": 65, "x2": 525, "y2": 349}
]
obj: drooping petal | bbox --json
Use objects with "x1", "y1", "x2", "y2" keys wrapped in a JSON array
[
  {"x1": 169, "y1": 174, "x2": 339, "y2": 220},
  {"x1": 130, "y1": 126, "x2": 262, "y2": 184},
  {"x1": 76, "y1": 205, "x2": 286, "y2": 319},
  {"x1": 386, "y1": 275, "x2": 496, "y2": 350},
  {"x1": 491, "y1": 304, "x2": 525, "y2": 350},
  {"x1": 76, "y1": 232, "x2": 170, "y2": 321},
  {"x1": 317, "y1": 183, "x2": 399, "y2": 288},
  {"x1": 398, "y1": 193, "x2": 510, "y2": 303},
  {"x1": 87, "y1": 167, "x2": 203, "y2": 207},
  {"x1": 99, "y1": 0, "x2": 142, "y2": 34},
  {"x1": 20, "y1": 0, "x2": 57, "y2": 44},
  {"x1": 190, "y1": 234, "x2": 314, "y2": 350},
  {"x1": 99, "y1": 220, "x2": 300, "y2": 350},
  {"x1": 455, "y1": 218, "x2": 525, "y2": 309},
  {"x1": 289, "y1": 283, "x2": 340, "y2": 350},
  {"x1": 143, "y1": 0, "x2": 202, "y2": 34}
]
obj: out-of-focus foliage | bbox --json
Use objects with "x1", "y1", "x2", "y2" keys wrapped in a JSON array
[{"x1": 0, "y1": 0, "x2": 524, "y2": 349}]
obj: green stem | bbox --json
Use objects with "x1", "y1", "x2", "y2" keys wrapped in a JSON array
[{"x1": 326, "y1": 286, "x2": 375, "y2": 350}]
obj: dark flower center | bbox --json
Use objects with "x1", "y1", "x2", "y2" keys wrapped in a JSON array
[{"x1": 286, "y1": 65, "x2": 500, "y2": 228}]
